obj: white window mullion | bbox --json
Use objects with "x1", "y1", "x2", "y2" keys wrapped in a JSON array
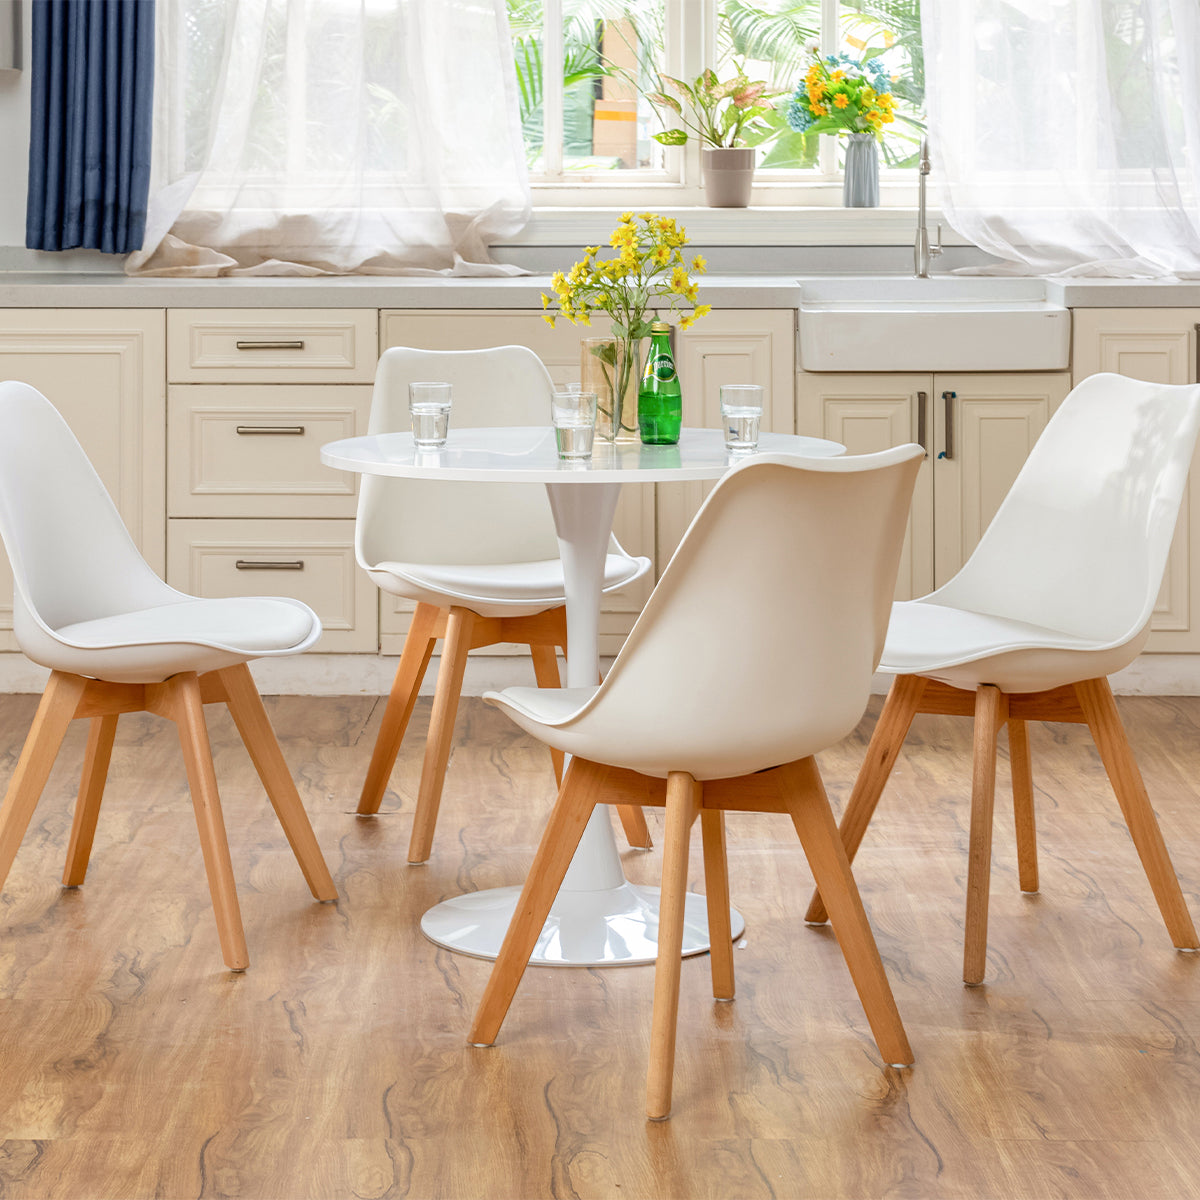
[
  {"x1": 286, "y1": 0, "x2": 308, "y2": 183},
  {"x1": 543, "y1": 0, "x2": 565, "y2": 179},
  {"x1": 820, "y1": 0, "x2": 839, "y2": 178}
]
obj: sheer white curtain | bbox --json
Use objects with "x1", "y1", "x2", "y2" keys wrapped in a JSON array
[
  {"x1": 923, "y1": 0, "x2": 1200, "y2": 277},
  {"x1": 127, "y1": 0, "x2": 531, "y2": 276}
]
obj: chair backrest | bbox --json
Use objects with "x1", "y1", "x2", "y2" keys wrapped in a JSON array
[
  {"x1": 932, "y1": 372, "x2": 1200, "y2": 645},
  {"x1": 356, "y1": 345, "x2": 563, "y2": 569},
  {"x1": 555, "y1": 445, "x2": 924, "y2": 780},
  {"x1": 0, "y1": 381, "x2": 172, "y2": 633}
]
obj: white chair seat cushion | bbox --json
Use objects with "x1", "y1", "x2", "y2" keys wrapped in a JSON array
[
  {"x1": 56, "y1": 597, "x2": 316, "y2": 654},
  {"x1": 485, "y1": 685, "x2": 599, "y2": 726},
  {"x1": 367, "y1": 554, "x2": 649, "y2": 617},
  {"x1": 879, "y1": 600, "x2": 1143, "y2": 692}
]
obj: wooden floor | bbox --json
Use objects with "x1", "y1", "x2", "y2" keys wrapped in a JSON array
[{"x1": 1, "y1": 690, "x2": 1199, "y2": 1199}]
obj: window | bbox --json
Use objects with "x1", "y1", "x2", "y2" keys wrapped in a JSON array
[{"x1": 512, "y1": 0, "x2": 925, "y2": 206}]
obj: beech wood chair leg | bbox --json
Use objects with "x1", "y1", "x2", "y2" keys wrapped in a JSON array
[
  {"x1": 1008, "y1": 717, "x2": 1039, "y2": 894},
  {"x1": 62, "y1": 714, "x2": 119, "y2": 887},
  {"x1": 616, "y1": 804, "x2": 653, "y2": 851},
  {"x1": 806, "y1": 673, "x2": 927, "y2": 924},
  {"x1": 469, "y1": 758, "x2": 605, "y2": 1047},
  {"x1": 529, "y1": 642, "x2": 566, "y2": 787},
  {"x1": 647, "y1": 773, "x2": 702, "y2": 1121},
  {"x1": 218, "y1": 664, "x2": 337, "y2": 903},
  {"x1": 408, "y1": 606, "x2": 476, "y2": 864},
  {"x1": 1075, "y1": 677, "x2": 1199, "y2": 949},
  {"x1": 781, "y1": 758, "x2": 913, "y2": 1068},
  {"x1": 167, "y1": 674, "x2": 250, "y2": 972},
  {"x1": 357, "y1": 602, "x2": 440, "y2": 815},
  {"x1": 700, "y1": 808, "x2": 735, "y2": 1002},
  {"x1": 0, "y1": 671, "x2": 87, "y2": 893},
  {"x1": 964, "y1": 684, "x2": 1004, "y2": 986}
]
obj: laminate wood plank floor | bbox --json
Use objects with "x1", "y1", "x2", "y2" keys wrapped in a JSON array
[{"x1": 0, "y1": 691, "x2": 1199, "y2": 1199}]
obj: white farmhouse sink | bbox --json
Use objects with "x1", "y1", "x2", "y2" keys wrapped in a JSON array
[{"x1": 798, "y1": 276, "x2": 1070, "y2": 372}]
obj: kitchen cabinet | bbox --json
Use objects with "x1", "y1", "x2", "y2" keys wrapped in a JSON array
[
  {"x1": 0, "y1": 310, "x2": 166, "y2": 652},
  {"x1": 1072, "y1": 308, "x2": 1200, "y2": 651},
  {"x1": 165, "y1": 309, "x2": 379, "y2": 652},
  {"x1": 797, "y1": 370, "x2": 1071, "y2": 599}
]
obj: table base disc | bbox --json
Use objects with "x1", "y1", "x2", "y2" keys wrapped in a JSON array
[{"x1": 420, "y1": 882, "x2": 746, "y2": 967}]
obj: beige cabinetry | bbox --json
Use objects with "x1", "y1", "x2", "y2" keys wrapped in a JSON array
[
  {"x1": 165, "y1": 310, "x2": 378, "y2": 652},
  {"x1": 797, "y1": 370, "x2": 1070, "y2": 598},
  {"x1": 0, "y1": 310, "x2": 166, "y2": 652},
  {"x1": 1072, "y1": 308, "x2": 1200, "y2": 650}
]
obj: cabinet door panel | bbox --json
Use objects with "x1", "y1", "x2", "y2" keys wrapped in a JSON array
[
  {"x1": 378, "y1": 310, "x2": 654, "y2": 655},
  {"x1": 656, "y1": 311, "x2": 794, "y2": 568},
  {"x1": 796, "y1": 371, "x2": 934, "y2": 600},
  {"x1": 933, "y1": 372, "x2": 1069, "y2": 589},
  {"x1": 0, "y1": 311, "x2": 166, "y2": 650}
]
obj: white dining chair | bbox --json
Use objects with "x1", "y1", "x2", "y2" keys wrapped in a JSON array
[
  {"x1": 467, "y1": 444, "x2": 925, "y2": 1120},
  {"x1": 353, "y1": 345, "x2": 652, "y2": 863},
  {"x1": 805, "y1": 372, "x2": 1200, "y2": 985},
  {"x1": 0, "y1": 381, "x2": 336, "y2": 972}
]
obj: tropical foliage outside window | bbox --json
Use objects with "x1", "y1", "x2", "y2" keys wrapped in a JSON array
[{"x1": 509, "y1": 0, "x2": 925, "y2": 187}]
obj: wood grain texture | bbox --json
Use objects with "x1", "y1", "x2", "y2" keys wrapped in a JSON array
[{"x1": 1, "y1": 693, "x2": 1200, "y2": 1196}]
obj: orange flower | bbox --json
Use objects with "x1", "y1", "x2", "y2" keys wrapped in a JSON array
[{"x1": 833, "y1": 94, "x2": 850, "y2": 109}]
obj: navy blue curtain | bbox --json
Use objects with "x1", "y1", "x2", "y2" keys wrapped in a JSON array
[{"x1": 26, "y1": 0, "x2": 155, "y2": 255}]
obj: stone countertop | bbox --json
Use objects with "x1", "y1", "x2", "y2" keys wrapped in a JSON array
[{"x1": 0, "y1": 272, "x2": 1197, "y2": 309}]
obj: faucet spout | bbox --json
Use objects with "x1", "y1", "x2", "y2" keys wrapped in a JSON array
[{"x1": 914, "y1": 136, "x2": 943, "y2": 278}]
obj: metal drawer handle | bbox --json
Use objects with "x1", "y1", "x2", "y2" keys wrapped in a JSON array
[
  {"x1": 941, "y1": 389, "x2": 957, "y2": 460},
  {"x1": 236, "y1": 425, "x2": 306, "y2": 436},
  {"x1": 917, "y1": 391, "x2": 928, "y2": 455},
  {"x1": 234, "y1": 559, "x2": 305, "y2": 571},
  {"x1": 235, "y1": 339, "x2": 306, "y2": 351}
]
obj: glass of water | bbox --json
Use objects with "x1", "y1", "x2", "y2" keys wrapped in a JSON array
[
  {"x1": 551, "y1": 388, "x2": 598, "y2": 461},
  {"x1": 720, "y1": 383, "x2": 764, "y2": 453},
  {"x1": 409, "y1": 381, "x2": 452, "y2": 449}
]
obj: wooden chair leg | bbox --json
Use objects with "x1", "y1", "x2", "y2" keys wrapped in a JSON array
[
  {"x1": 616, "y1": 804, "x2": 653, "y2": 851},
  {"x1": 62, "y1": 714, "x2": 119, "y2": 887},
  {"x1": 0, "y1": 671, "x2": 87, "y2": 893},
  {"x1": 646, "y1": 772, "x2": 702, "y2": 1121},
  {"x1": 1008, "y1": 718, "x2": 1038, "y2": 894},
  {"x1": 529, "y1": 642, "x2": 566, "y2": 787},
  {"x1": 964, "y1": 684, "x2": 1005, "y2": 986},
  {"x1": 1075, "y1": 677, "x2": 1199, "y2": 950},
  {"x1": 357, "y1": 602, "x2": 440, "y2": 815},
  {"x1": 159, "y1": 674, "x2": 249, "y2": 972},
  {"x1": 217, "y1": 664, "x2": 337, "y2": 903},
  {"x1": 408, "y1": 606, "x2": 476, "y2": 864},
  {"x1": 468, "y1": 757, "x2": 606, "y2": 1047},
  {"x1": 780, "y1": 758, "x2": 913, "y2": 1069},
  {"x1": 806, "y1": 673, "x2": 927, "y2": 924},
  {"x1": 700, "y1": 808, "x2": 735, "y2": 1002}
]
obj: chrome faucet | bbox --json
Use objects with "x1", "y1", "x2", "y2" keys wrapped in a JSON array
[{"x1": 914, "y1": 136, "x2": 942, "y2": 278}]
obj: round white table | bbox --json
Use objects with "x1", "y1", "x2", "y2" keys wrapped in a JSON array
[{"x1": 321, "y1": 426, "x2": 845, "y2": 966}]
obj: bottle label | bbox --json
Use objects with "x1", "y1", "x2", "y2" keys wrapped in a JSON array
[{"x1": 647, "y1": 353, "x2": 677, "y2": 383}]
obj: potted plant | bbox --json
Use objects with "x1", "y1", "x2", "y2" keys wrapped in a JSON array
[
  {"x1": 646, "y1": 67, "x2": 778, "y2": 207},
  {"x1": 786, "y1": 48, "x2": 896, "y2": 206},
  {"x1": 542, "y1": 212, "x2": 710, "y2": 442}
]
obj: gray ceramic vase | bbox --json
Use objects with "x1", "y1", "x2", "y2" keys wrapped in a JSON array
[{"x1": 843, "y1": 133, "x2": 880, "y2": 207}]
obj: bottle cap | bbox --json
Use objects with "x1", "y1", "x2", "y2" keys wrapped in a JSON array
[{"x1": 649, "y1": 321, "x2": 671, "y2": 332}]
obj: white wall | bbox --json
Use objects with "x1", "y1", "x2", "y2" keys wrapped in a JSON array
[{"x1": 0, "y1": 0, "x2": 29, "y2": 250}]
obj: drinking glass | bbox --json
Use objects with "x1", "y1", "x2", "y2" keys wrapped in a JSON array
[
  {"x1": 551, "y1": 388, "x2": 598, "y2": 460},
  {"x1": 720, "y1": 383, "x2": 764, "y2": 453},
  {"x1": 409, "y1": 382, "x2": 452, "y2": 448}
]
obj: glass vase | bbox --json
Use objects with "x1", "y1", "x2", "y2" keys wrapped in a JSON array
[
  {"x1": 843, "y1": 132, "x2": 880, "y2": 208},
  {"x1": 582, "y1": 335, "x2": 639, "y2": 442}
]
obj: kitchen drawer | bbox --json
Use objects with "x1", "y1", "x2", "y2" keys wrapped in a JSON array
[
  {"x1": 167, "y1": 309, "x2": 378, "y2": 383},
  {"x1": 167, "y1": 518, "x2": 377, "y2": 653},
  {"x1": 168, "y1": 385, "x2": 371, "y2": 517}
]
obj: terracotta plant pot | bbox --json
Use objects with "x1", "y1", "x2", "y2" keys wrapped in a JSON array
[{"x1": 701, "y1": 147, "x2": 755, "y2": 208}]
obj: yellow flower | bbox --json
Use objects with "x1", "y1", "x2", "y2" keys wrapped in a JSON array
[
  {"x1": 811, "y1": 103, "x2": 828, "y2": 117},
  {"x1": 619, "y1": 210, "x2": 634, "y2": 223},
  {"x1": 833, "y1": 94, "x2": 850, "y2": 110},
  {"x1": 808, "y1": 81, "x2": 826, "y2": 102},
  {"x1": 541, "y1": 292, "x2": 550, "y2": 309},
  {"x1": 542, "y1": 313, "x2": 556, "y2": 327},
  {"x1": 652, "y1": 245, "x2": 671, "y2": 265},
  {"x1": 669, "y1": 265, "x2": 689, "y2": 293},
  {"x1": 830, "y1": 68, "x2": 845, "y2": 81},
  {"x1": 693, "y1": 304, "x2": 711, "y2": 321},
  {"x1": 685, "y1": 283, "x2": 699, "y2": 302},
  {"x1": 679, "y1": 313, "x2": 695, "y2": 330},
  {"x1": 692, "y1": 253, "x2": 707, "y2": 274}
]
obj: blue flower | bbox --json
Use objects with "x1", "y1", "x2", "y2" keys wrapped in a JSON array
[{"x1": 786, "y1": 89, "x2": 815, "y2": 132}]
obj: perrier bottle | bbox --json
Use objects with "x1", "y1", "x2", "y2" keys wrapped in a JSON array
[{"x1": 638, "y1": 321, "x2": 682, "y2": 445}]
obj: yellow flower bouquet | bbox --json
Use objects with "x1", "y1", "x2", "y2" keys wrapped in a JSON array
[
  {"x1": 542, "y1": 212, "x2": 710, "y2": 440},
  {"x1": 786, "y1": 52, "x2": 895, "y2": 139}
]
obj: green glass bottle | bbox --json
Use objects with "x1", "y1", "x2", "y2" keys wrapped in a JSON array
[{"x1": 638, "y1": 321, "x2": 682, "y2": 445}]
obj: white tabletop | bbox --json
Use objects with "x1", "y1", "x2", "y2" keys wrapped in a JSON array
[{"x1": 319, "y1": 426, "x2": 844, "y2": 482}]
